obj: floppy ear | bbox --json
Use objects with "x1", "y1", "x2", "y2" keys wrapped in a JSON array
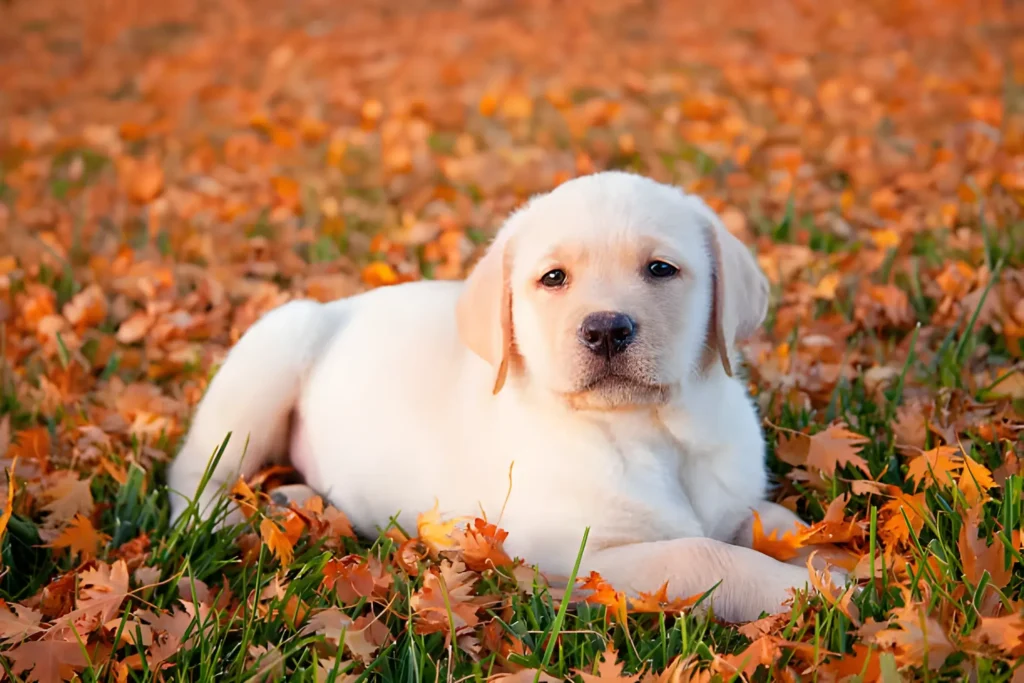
[
  {"x1": 456, "y1": 231, "x2": 514, "y2": 394},
  {"x1": 690, "y1": 197, "x2": 769, "y2": 377}
]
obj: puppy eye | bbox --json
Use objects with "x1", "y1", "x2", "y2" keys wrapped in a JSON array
[
  {"x1": 647, "y1": 261, "x2": 679, "y2": 278},
  {"x1": 540, "y1": 269, "x2": 567, "y2": 288}
]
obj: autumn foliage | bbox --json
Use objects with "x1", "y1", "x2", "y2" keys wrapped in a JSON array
[{"x1": 1, "y1": 0, "x2": 1024, "y2": 680}]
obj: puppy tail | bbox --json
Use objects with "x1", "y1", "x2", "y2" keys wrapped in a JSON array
[{"x1": 166, "y1": 298, "x2": 343, "y2": 525}]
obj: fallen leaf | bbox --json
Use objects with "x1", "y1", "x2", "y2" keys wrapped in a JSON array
[
  {"x1": 0, "y1": 601, "x2": 44, "y2": 642},
  {"x1": 574, "y1": 643, "x2": 643, "y2": 682},
  {"x1": 907, "y1": 445, "x2": 962, "y2": 489},
  {"x1": 750, "y1": 509, "x2": 806, "y2": 561},
  {"x1": 958, "y1": 502, "x2": 1012, "y2": 589},
  {"x1": 872, "y1": 598, "x2": 956, "y2": 669},
  {"x1": 47, "y1": 514, "x2": 111, "y2": 560},
  {"x1": 806, "y1": 423, "x2": 870, "y2": 476},
  {"x1": 5, "y1": 638, "x2": 91, "y2": 683},
  {"x1": 260, "y1": 518, "x2": 295, "y2": 566}
]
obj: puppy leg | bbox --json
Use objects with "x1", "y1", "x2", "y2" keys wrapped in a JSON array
[
  {"x1": 585, "y1": 536, "x2": 833, "y2": 623},
  {"x1": 166, "y1": 299, "x2": 343, "y2": 524}
]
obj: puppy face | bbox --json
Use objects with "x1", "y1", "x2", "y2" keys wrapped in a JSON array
[{"x1": 457, "y1": 171, "x2": 768, "y2": 411}]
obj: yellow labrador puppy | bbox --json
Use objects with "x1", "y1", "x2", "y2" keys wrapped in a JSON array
[{"x1": 167, "y1": 171, "x2": 843, "y2": 623}]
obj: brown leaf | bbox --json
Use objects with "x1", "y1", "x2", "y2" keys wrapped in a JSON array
[
  {"x1": 872, "y1": 598, "x2": 956, "y2": 669},
  {"x1": 5, "y1": 638, "x2": 91, "y2": 683},
  {"x1": 410, "y1": 561, "x2": 487, "y2": 641},
  {"x1": 0, "y1": 601, "x2": 44, "y2": 642},
  {"x1": 68, "y1": 560, "x2": 131, "y2": 634},
  {"x1": 959, "y1": 503, "x2": 1013, "y2": 589},
  {"x1": 805, "y1": 423, "x2": 870, "y2": 476},
  {"x1": 968, "y1": 613, "x2": 1024, "y2": 657}
]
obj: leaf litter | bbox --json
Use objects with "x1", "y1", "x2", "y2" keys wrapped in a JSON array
[{"x1": 0, "y1": 0, "x2": 1023, "y2": 680}]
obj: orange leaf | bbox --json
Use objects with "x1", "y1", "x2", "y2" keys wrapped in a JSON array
[
  {"x1": 9, "y1": 427, "x2": 50, "y2": 461},
  {"x1": 361, "y1": 261, "x2": 400, "y2": 288},
  {"x1": 959, "y1": 453, "x2": 996, "y2": 506},
  {"x1": 126, "y1": 158, "x2": 165, "y2": 204},
  {"x1": 958, "y1": 503, "x2": 1012, "y2": 589},
  {"x1": 578, "y1": 571, "x2": 628, "y2": 623},
  {"x1": 260, "y1": 518, "x2": 295, "y2": 566},
  {"x1": 968, "y1": 613, "x2": 1024, "y2": 657},
  {"x1": 750, "y1": 509, "x2": 806, "y2": 561},
  {"x1": 456, "y1": 518, "x2": 514, "y2": 571},
  {"x1": 6, "y1": 639, "x2": 90, "y2": 683},
  {"x1": 47, "y1": 514, "x2": 110, "y2": 560},
  {"x1": 627, "y1": 582, "x2": 701, "y2": 615},
  {"x1": 907, "y1": 445, "x2": 962, "y2": 489}
]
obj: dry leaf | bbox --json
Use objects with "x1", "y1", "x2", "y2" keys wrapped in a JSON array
[
  {"x1": 575, "y1": 644, "x2": 643, "y2": 682},
  {"x1": 47, "y1": 514, "x2": 111, "y2": 560}
]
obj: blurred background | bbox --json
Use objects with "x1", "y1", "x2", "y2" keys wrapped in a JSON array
[{"x1": 0, "y1": 0, "x2": 1022, "y2": 387}]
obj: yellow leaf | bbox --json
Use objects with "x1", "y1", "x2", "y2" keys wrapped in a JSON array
[
  {"x1": 416, "y1": 500, "x2": 465, "y2": 555},
  {"x1": 361, "y1": 262, "x2": 400, "y2": 288},
  {"x1": 0, "y1": 457, "x2": 17, "y2": 568}
]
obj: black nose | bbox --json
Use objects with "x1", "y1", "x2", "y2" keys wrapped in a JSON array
[{"x1": 578, "y1": 311, "x2": 636, "y2": 357}]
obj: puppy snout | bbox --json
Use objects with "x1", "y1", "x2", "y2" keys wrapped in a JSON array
[{"x1": 578, "y1": 311, "x2": 636, "y2": 357}]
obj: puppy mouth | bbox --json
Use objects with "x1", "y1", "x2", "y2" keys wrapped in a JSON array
[
  {"x1": 564, "y1": 371, "x2": 670, "y2": 410},
  {"x1": 577, "y1": 373, "x2": 656, "y2": 392}
]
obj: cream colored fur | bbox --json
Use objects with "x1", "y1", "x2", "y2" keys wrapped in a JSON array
[{"x1": 167, "y1": 171, "x2": 847, "y2": 623}]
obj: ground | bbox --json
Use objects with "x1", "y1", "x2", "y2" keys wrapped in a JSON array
[{"x1": 0, "y1": 0, "x2": 1023, "y2": 680}]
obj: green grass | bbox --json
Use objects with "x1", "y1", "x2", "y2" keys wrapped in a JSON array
[{"x1": 1, "y1": 204, "x2": 1021, "y2": 681}]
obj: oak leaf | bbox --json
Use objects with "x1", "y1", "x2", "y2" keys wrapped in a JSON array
[
  {"x1": 302, "y1": 609, "x2": 391, "y2": 662},
  {"x1": 40, "y1": 471, "x2": 95, "y2": 529},
  {"x1": 959, "y1": 453, "x2": 996, "y2": 506}
]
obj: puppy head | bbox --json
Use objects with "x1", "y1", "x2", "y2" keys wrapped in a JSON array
[{"x1": 457, "y1": 171, "x2": 768, "y2": 410}]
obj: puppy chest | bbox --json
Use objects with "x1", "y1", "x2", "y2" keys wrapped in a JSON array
[{"x1": 589, "y1": 425, "x2": 766, "y2": 544}]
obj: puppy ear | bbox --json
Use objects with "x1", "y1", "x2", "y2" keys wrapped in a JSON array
[
  {"x1": 691, "y1": 197, "x2": 769, "y2": 377},
  {"x1": 456, "y1": 231, "x2": 514, "y2": 394}
]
